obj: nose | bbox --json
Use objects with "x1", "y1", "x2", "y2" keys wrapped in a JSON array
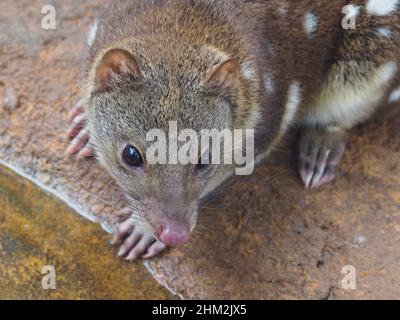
[{"x1": 157, "y1": 223, "x2": 190, "y2": 247}]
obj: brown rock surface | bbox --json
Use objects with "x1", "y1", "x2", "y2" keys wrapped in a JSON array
[{"x1": 0, "y1": 0, "x2": 399, "y2": 299}]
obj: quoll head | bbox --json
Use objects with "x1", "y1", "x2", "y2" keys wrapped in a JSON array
[{"x1": 87, "y1": 46, "x2": 249, "y2": 246}]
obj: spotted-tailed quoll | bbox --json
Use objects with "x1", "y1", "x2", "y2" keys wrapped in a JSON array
[{"x1": 66, "y1": 0, "x2": 400, "y2": 260}]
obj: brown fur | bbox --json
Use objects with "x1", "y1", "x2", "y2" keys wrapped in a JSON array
[{"x1": 82, "y1": 0, "x2": 400, "y2": 236}]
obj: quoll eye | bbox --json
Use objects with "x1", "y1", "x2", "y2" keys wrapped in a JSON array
[{"x1": 122, "y1": 145, "x2": 143, "y2": 167}]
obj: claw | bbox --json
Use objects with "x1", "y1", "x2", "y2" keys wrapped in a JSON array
[
  {"x1": 65, "y1": 100, "x2": 95, "y2": 159},
  {"x1": 66, "y1": 128, "x2": 90, "y2": 155},
  {"x1": 111, "y1": 208, "x2": 168, "y2": 261},
  {"x1": 298, "y1": 126, "x2": 346, "y2": 189},
  {"x1": 68, "y1": 100, "x2": 85, "y2": 124}
]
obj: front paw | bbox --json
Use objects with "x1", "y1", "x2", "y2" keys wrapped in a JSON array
[
  {"x1": 111, "y1": 208, "x2": 167, "y2": 260},
  {"x1": 298, "y1": 125, "x2": 347, "y2": 189}
]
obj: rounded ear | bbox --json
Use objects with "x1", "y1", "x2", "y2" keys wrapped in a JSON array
[
  {"x1": 204, "y1": 58, "x2": 240, "y2": 95},
  {"x1": 94, "y1": 48, "x2": 143, "y2": 93}
]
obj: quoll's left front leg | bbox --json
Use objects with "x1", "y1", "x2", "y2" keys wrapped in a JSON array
[
  {"x1": 298, "y1": 125, "x2": 347, "y2": 189},
  {"x1": 111, "y1": 208, "x2": 168, "y2": 260}
]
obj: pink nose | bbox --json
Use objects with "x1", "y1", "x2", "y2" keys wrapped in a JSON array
[{"x1": 157, "y1": 224, "x2": 190, "y2": 247}]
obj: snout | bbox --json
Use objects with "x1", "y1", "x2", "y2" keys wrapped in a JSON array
[{"x1": 156, "y1": 222, "x2": 190, "y2": 247}]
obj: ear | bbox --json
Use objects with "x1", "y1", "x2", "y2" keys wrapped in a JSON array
[
  {"x1": 204, "y1": 58, "x2": 240, "y2": 94},
  {"x1": 94, "y1": 48, "x2": 143, "y2": 93}
]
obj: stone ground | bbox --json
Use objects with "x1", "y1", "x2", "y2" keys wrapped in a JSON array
[
  {"x1": 0, "y1": 163, "x2": 173, "y2": 299},
  {"x1": 0, "y1": 0, "x2": 399, "y2": 299}
]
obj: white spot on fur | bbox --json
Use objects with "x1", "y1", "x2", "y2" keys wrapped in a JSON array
[
  {"x1": 381, "y1": 62, "x2": 399, "y2": 82},
  {"x1": 87, "y1": 20, "x2": 98, "y2": 47},
  {"x1": 376, "y1": 27, "x2": 392, "y2": 39},
  {"x1": 263, "y1": 73, "x2": 275, "y2": 94},
  {"x1": 366, "y1": 0, "x2": 399, "y2": 16},
  {"x1": 303, "y1": 11, "x2": 319, "y2": 36},
  {"x1": 254, "y1": 82, "x2": 302, "y2": 165},
  {"x1": 246, "y1": 107, "x2": 262, "y2": 129},
  {"x1": 281, "y1": 82, "x2": 302, "y2": 133},
  {"x1": 242, "y1": 61, "x2": 257, "y2": 80},
  {"x1": 327, "y1": 126, "x2": 343, "y2": 133},
  {"x1": 389, "y1": 86, "x2": 400, "y2": 103},
  {"x1": 305, "y1": 61, "x2": 399, "y2": 128},
  {"x1": 347, "y1": 4, "x2": 360, "y2": 18}
]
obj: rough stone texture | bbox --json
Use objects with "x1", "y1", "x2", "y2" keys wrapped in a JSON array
[{"x1": 0, "y1": 0, "x2": 399, "y2": 299}]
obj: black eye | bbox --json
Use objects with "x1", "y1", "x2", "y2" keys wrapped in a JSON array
[
  {"x1": 122, "y1": 145, "x2": 143, "y2": 167},
  {"x1": 197, "y1": 150, "x2": 211, "y2": 171}
]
